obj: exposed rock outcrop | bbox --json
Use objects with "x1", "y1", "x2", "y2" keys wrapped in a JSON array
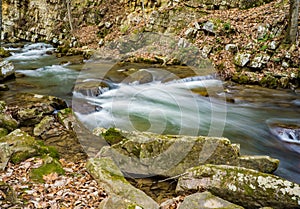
[
  {"x1": 95, "y1": 128, "x2": 279, "y2": 177},
  {"x1": 176, "y1": 164, "x2": 300, "y2": 209}
]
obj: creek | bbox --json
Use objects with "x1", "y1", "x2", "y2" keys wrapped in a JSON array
[{"x1": 1, "y1": 43, "x2": 300, "y2": 184}]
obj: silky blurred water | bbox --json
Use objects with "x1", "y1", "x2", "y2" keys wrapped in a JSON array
[{"x1": 2, "y1": 43, "x2": 300, "y2": 183}]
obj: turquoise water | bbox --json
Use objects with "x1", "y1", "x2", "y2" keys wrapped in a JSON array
[{"x1": 2, "y1": 43, "x2": 300, "y2": 183}]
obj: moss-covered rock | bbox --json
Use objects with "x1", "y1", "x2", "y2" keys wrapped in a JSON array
[
  {"x1": 0, "y1": 48, "x2": 12, "y2": 58},
  {"x1": 29, "y1": 156, "x2": 65, "y2": 183},
  {"x1": 0, "y1": 129, "x2": 59, "y2": 165},
  {"x1": 236, "y1": 155, "x2": 279, "y2": 174},
  {"x1": 0, "y1": 128, "x2": 8, "y2": 137},
  {"x1": 0, "y1": 142, "x2": 12, "y2": 170},
  {"x1": 8, "y1": 93, "x2": 67, "y2": 126},
  {"x1": 96, "y1": 128, "x2": 279, "y2": 177},
  {"x1": 176, "y1": 164, "x2": 300, "y2": 209},
  {"x1": 86, "y1": 157, "x2": 159, "y2": 209},
  {"x1": 0, "y1": 113, "x2": 19, "y2": 131}
]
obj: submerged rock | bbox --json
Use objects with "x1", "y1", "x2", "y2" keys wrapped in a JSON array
[
  {"x1": 95, "y1": 128, "x2": 279, "y2": 177},
  {"x1": 86, "y1": 157, "x2": 159, "y2": 209},
  {"x1": 178, "y1": 191, "x2": 244, "y2": 209},
  {"x1": 176, "y1": 164, "x2": 300, "y2": 209}
]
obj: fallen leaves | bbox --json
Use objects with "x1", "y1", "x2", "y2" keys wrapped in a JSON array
[{"x1": 0, "y1": 158, "x2": 107, "y2": 208}]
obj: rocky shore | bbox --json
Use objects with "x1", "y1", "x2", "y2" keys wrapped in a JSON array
[
  {"x1": 0, "y1": 93, "x2": 299, "y2": 208},
  {"x1": 1, "y1": 0, "x2": 299, "y2": 89}
]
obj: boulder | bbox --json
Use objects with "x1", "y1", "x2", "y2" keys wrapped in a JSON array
[
  {"x1": 176, "y1": 164, "x2": 300, "y2": 209},
  {"x1": 99, "y1": 194, "x2": 144, "y2": 209},
  {"x1": 249, "y1": 54, "x2": 270, "y2": 69},
  {"x1": 234, "y1": 53, "x2": 251, "y2": 67},
  {"x1": 0, "y1": 129, "x2": 59, "y2": 165},
  {"x1": 86, "y1": 157, "x2": 159, "y2": 209},
  {"x1": 7, "y1": 93, "x2": 67, "y2": 126},
  {"x1": 96, "y1": 128, "x2": 240, "y2": 177},
  {"x1": 0, "y1": 143, "x2": 12, "y2": 170},
  {"x1": 178, "y1": 191, "x2": 244, "y2": 209},
  {"x1": 95, "y1": 128, "x2": 279, "y2": 177},
  {"x1": 0, "y1": 112, "x2": 19, "y2": 131},
  {"x1": 235, "y1": 155, "x2": 279, "y2": 174},
  {"x1": 33, "y1": 110, "x2": 87, "y2": 161},
  {"x1": 0, "y1": 59, "x2": 15, "y2": 81}
]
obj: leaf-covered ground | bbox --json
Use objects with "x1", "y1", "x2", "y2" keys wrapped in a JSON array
[{"x1": 0, "y1": 158, "x2": 107, "y2": 208}]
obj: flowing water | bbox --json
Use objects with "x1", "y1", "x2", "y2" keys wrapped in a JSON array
[{"x1": 2, "y1": 43, "x2": 300, "y2": 184}]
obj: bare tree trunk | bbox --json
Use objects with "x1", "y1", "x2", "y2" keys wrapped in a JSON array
[
  {"x1": 0, "y1": 0, "x2": 2, "y2": 47},
  {"x1": 285, "y1": 0, "x2": 299, "y2": 43},
  {"x1": 66, "y1": 0, "x2": 73, "y2": 32}
]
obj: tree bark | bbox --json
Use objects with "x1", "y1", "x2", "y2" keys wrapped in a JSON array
[
  {"x1": 0, "y1": 0, "x2": 2, "y2": 47},
  {"x1": 66, "y1": 0, "x2": 73, "y2": 32},
  {"x1": 285, "y1": 0, "x2": 299, "y2": 43}
]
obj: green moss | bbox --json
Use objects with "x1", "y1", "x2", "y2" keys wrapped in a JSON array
[
  {"x1": 0, "y1": 128, "x2": 8, "y2": 137},
  {"x1": 30, "y1": 157, "x2": 65, "y2": 183},
  {"x1": 36, "y1": 140, "x2": 60, "y2": 159},
  {"x1": 101, "y1": 128, "x2": 126, "y2": 145},
  {"x1": 127, "y1": 204, "x2": 143, "y2": 209},
  {"x1": 0, "y1": 48, "x2": 12, "y2": 58},
  {"x1": 11, "y1": 150, "x2": 37, "y2": 164}
]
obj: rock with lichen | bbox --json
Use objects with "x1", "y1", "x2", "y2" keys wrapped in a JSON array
[
  {"x1": 176, "y1": 164, "x2": 300, "y2": 209},
  {"x1": 95, "y1": 128, "x2": 279, "y2": 177},
  {"x1": 178, "y1": 191, "x2": 244, "y2": 209},
  {"x1": 86, "y1": 157, "x2": 159, "y2": 209}
]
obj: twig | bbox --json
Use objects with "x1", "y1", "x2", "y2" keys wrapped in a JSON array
[{"x1": 156, "y1": 172, "x2": 188, "y2": 183}]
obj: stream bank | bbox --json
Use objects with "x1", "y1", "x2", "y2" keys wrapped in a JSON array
[{"x1": 1, "y1": 0, "x2": 299, "y2": 89}]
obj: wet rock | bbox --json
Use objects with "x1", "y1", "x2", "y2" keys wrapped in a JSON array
[
  {"x1": 0, "y1": 59, "x2": 15, "y2": 81},
  {"x1": 0, "y1": 48, "x2": 12, "y2": 58},
  {"x1": 234, "y1": 53, "x2": 251, "y2": 67},
  {"x1": 178, "y1": 191, "x2": 244, "y2": 209},
  {"x1": 86, "y1": 157, "x2": 159, "y2": 209},
  {"x1": 176, "y1": 164, "x2": 300, "y2": 209},
  {"x1": 95, "y1": 128, "x2": 240, "y2": 177}
]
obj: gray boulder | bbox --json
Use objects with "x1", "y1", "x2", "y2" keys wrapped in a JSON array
[
  {"x1": 234, "y1": 53, "x2": 251, "y2": 67},
  {"x1": 86, "y1": 157, "x2": 159, "y2": 209},
  {"x1": 99, "y1": 194, "x2": 144, "y2": 209},
  {"x1": 95, "y1": 128, "x2": 279, "y2": 177},
  {"x1": 0, "y1": 59, "x2": 15, "y2": 81},
  {"x1": 178, "y1": 191, "x2": 244, "y2": 209},
  {"x1": 176, "y1": 164, "x2": 300, "y2": 209}
]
